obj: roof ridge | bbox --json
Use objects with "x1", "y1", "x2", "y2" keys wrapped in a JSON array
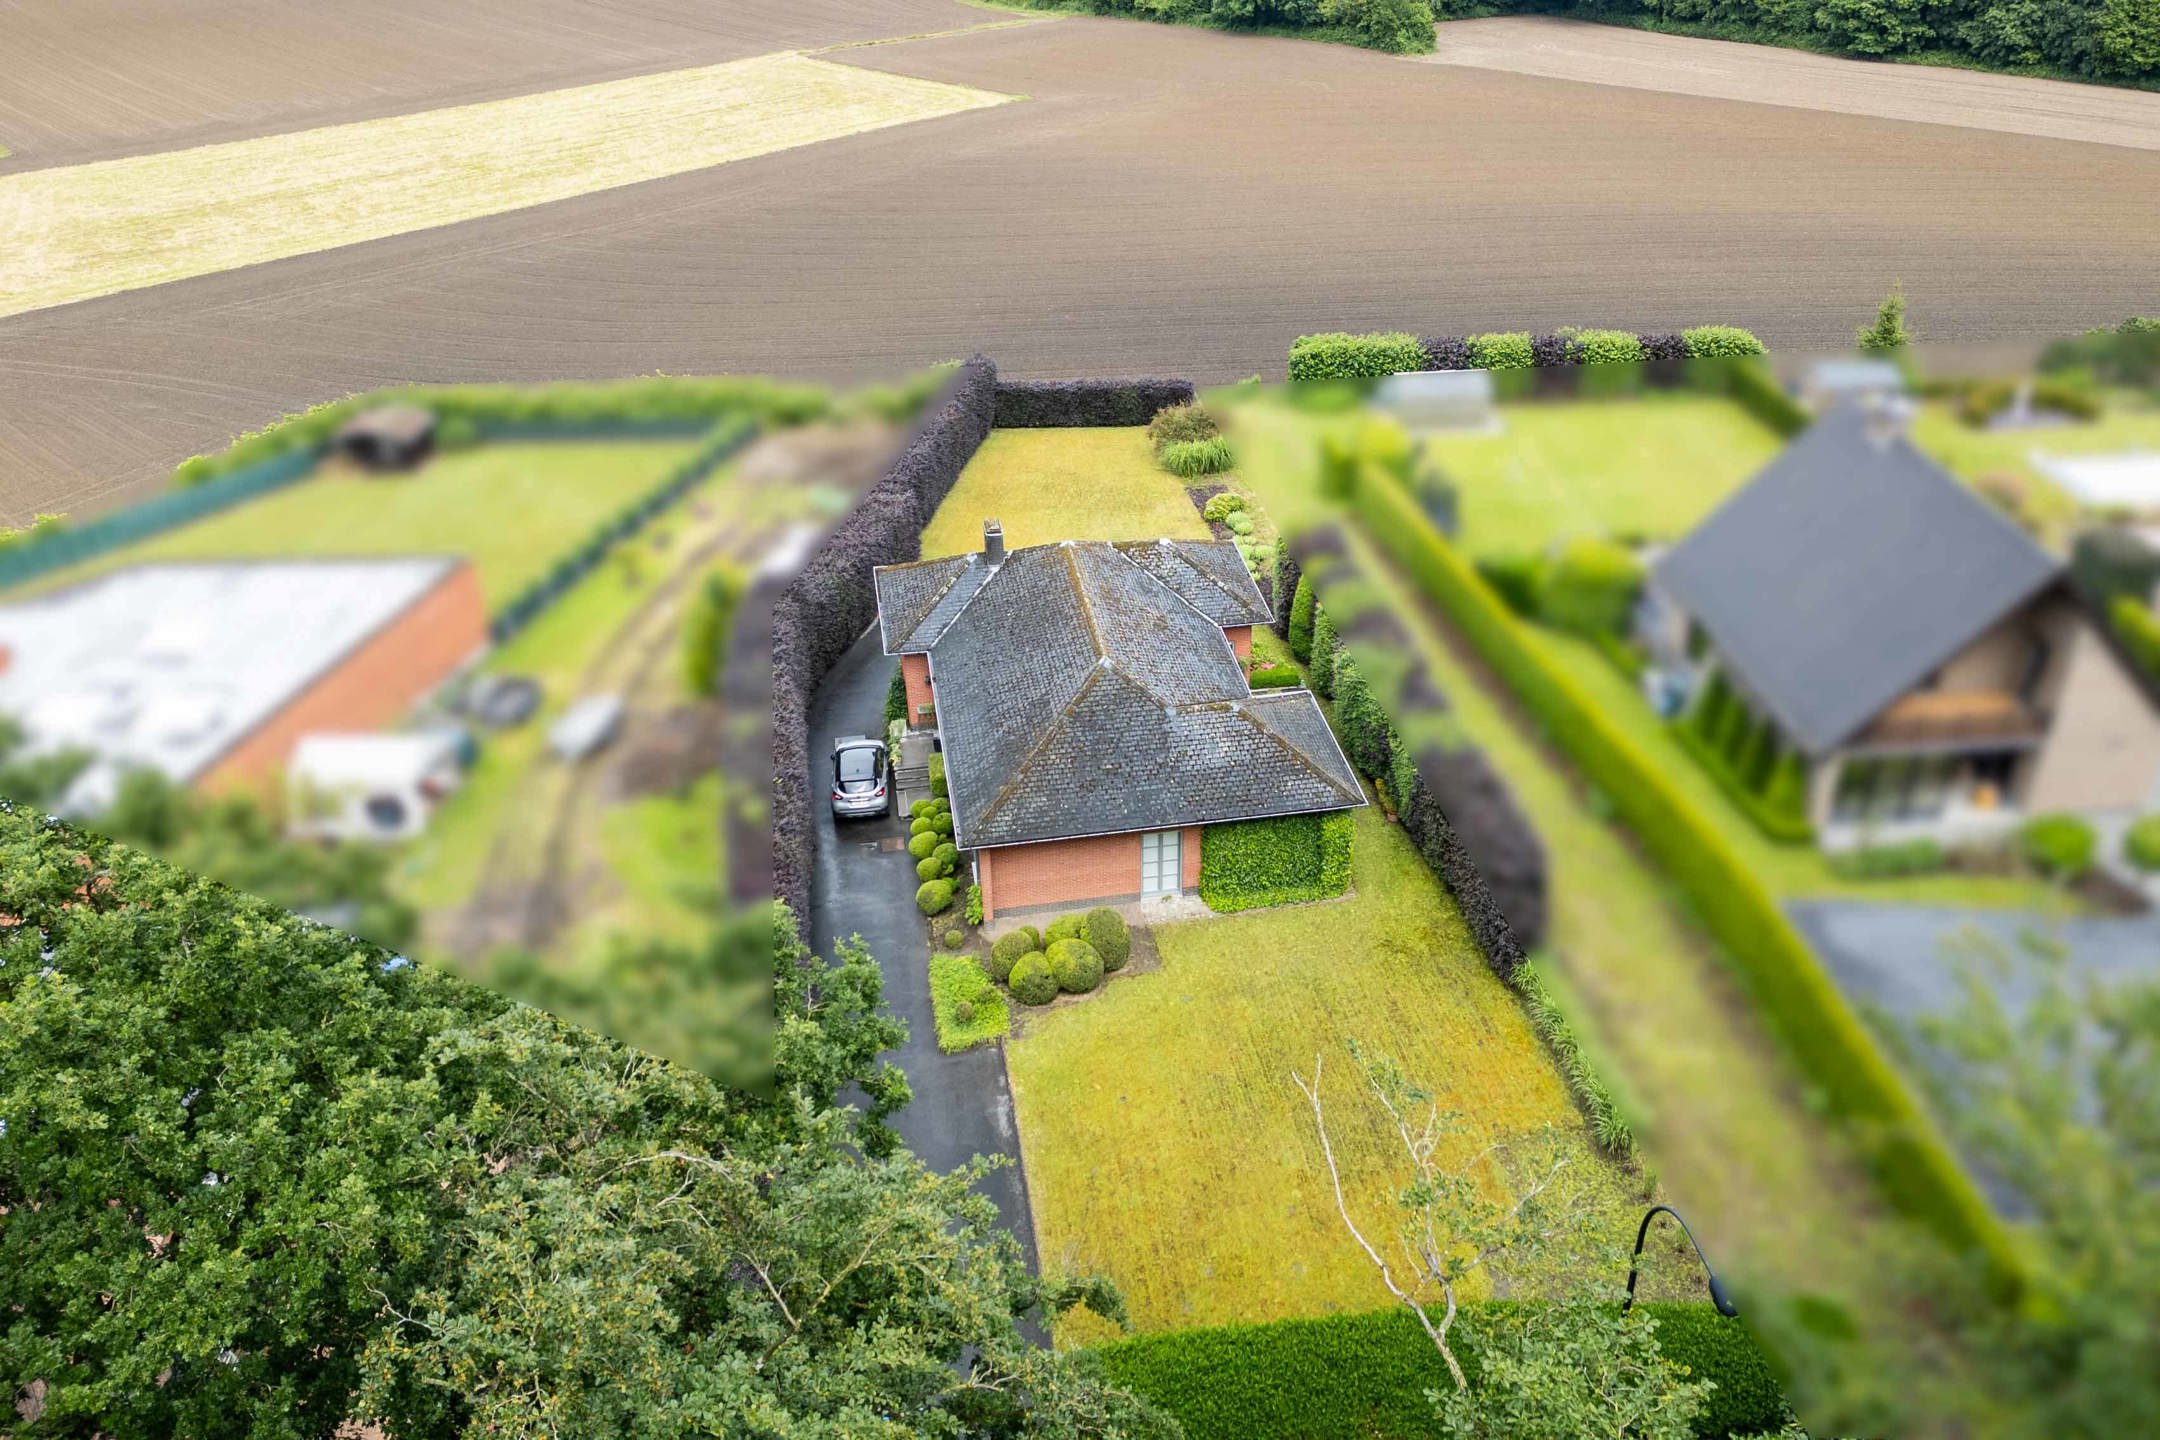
[
  {"x1": 1106, "y1": 539, "x2": 1247, "y2": 633},
  {"x1": 1234, "y1": 696, "x2": 1366, "y2": 807},
  {"x1": 1160, "y1": 537, "x2": 1263, "y2": 615},
  {"x1": 880, "y1": 554, "x2": 974, "y2": 652}
]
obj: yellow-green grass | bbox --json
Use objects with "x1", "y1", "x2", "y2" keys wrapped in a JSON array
[
  {"x1": 31, "y1": 441, "x2": 699, "y2": 610},
  {"x1": 568, "y1": 773, "x2": 727, "y2": 957},
  {"x1": 1008, "y1": 804, "x2": 1640, "y2": 1346},
  {"x1": 1417, "y1": 392, "x2": 1784, "y2": 559},
  {"x1": 921, "y1": 428, "x2": 1211, "y2": 558},
  {"x1": 0, "y1": 53, "x2": 1013, "y2": 317},
  {"x1": 1909, "y1": 390, "x2": 2160, "y2": 548}
]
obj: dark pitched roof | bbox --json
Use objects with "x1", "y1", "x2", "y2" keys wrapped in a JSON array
[
  {"x1": 1653, "y1": 405, "x2": 2063, "y2": 755},
  {"x1": 875, "y1": 539, "x2": 1362, "y2": 849}
]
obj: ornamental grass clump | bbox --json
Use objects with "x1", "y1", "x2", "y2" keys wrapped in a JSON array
[{"x1": 1159, "y1": 437, "x2": 1235, "y2": 478}]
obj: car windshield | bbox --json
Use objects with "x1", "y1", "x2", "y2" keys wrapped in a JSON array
[{"x1": 835, "y1": 746, "x2": 881, "y2": 788}]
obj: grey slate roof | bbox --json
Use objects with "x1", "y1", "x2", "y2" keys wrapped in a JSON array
[
  {"x1": 874, "y1": 538, "x2": 1362, "y2": 849},
  {"x1": 1653, "y1": 405, "x2": 2063, "y2": 755}
]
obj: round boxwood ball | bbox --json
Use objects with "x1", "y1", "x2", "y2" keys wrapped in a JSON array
[
  {"x1": 1008, "y1": 952, "x2": 1058, "y2": 1006},
  {"x1": 910, "y1": 799, "x2": 934, "y2": 819},
  {"x1": 910, "y1": 817, "x2": 934, "y2": 837},
  {"x1": 2123, "y1": 813, "x2": 2160, "y2": 873},
  {"x1": 907, "y1": 830, "x2": 938, "y2": 860},
  {"x1": 1044, "y1": 913, "x2": 1085, "y2": 946},
  {"x1": 916, "y1": 879, "x2": 955, "y2": 916},
  {"x1": 916, "y1": 854, "x2": 948, "y2": 882},
  {"x1": 952, "y1": 999, "x2": 977, "y2": 1026},
  {"x1": 934, "y1": 842, "x2": 959, "y2": 871},
  {"x1": 931, "y1": 771, "x2": 949, "y2": 801},
  {"x1": 942, "y1": 928, "x2": 965, "y2": 949},
  {"x1": 1046, "y1": 938, "x2": 1103, "y2": 994},
  {"x1": 986, "y1": 928, "x2": 1037, "y2": 983},
  {"x1": 1083, "y1": 907, "x2": 1131, "y2": 971},
  {"x1": 931, "y1": 813, "x2": 954, "y2": 837}
]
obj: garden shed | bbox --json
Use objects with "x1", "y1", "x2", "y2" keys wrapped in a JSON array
[{"x1": 335, "y1": 405, "x2": 437, "y2": 471}]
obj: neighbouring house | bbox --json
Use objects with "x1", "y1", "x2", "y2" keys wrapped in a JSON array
[
  {"x1": 335, "y1": 405, "x2": 437, "y2": 472},
  {"x1": 873, "y1": 522, "x2": 1364, "y2": 920},
  {"x1": 1639, "y1": 403, "x2": 2160, "y2": 849},
  {"x1": 1798, "y1": 357, "x2": 1906, "y2": 414},
  {"x1": 0, "y1": 557, "x2": 486, "y2": 814},
  {"x1": 288, "y1": 731, "x2": 467, "y2": 842}
]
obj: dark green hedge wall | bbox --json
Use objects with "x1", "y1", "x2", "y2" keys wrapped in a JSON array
[{"x1": 1198, "y1": 810, "x2": 1354, "y2": 913}]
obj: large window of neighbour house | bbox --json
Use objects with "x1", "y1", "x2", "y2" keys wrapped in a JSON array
[{"x1": 1831, "y1": 755, "x2": 1963, "y2": 823}]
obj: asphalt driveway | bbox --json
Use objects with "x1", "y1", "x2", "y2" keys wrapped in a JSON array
[{"x1": 807, "y1": 626, "x2": 1037, "y2": 1272}]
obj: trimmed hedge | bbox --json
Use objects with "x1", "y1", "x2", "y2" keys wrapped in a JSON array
[
  {"x1": 1008, "y1": 952, "x2": 1058, "y2": 1006},
  {"x1": 2020, "y1": 812, "x2": 2097, "y2": 880},
  {"x1": 1285, "y1": 327, "x2": 1766, "y2": 381},
  {"x1": 994, "y1": 377, "x2": 1194, "y2": 428},
  {"x1": 987, "y1": 926, "x2": 1041, "y2": 982},
  {"x1": 1247, "y1": 661, "x2": 1304, "y2": 690},
  {"x1": 2124, "y1": 814, "x2": 2160, "y2": 873},
  {"x1": 1046, "y1": 937, "x2": 1104, "y2": 994},
  {"x1": 771, "y1": 358, "x2": 997, "y2": 920},
  {"x1": 1083, "y1": 908, "x2": 1131, "y2": 970},
  {"x1": 1827, "y1": 838, "x2": 1947, "y2": 881},
  {"x1": 1351, "y1": 463, "x2": 2023, "y2": 1291},
  {"x1": 1199, "y1": 811, "x2": 1354, "y2": 913},
  {"x1": 1671, "y1": 722, "x2": 1815, "y2": 846},
  {"x1": 1092, "y1": 1302, "x2": 1788, "y2": 1440}
]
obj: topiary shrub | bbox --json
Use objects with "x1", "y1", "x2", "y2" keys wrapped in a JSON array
[
  {"x1": 987, "y1": 927, "x2": 1041, "y2": 983},
  {"x1": 931, "y1": 812, "x2": 954, "y2": 837},
  {"x1": 916, "y1": 879, "x2": 955, "y2": 915},
  {"x1": 1681, "y1": 324, "x2": 1767, "y2": 358},
  {"x1": 1466, "y1": 332, "x2": 1535, "y2": 370},
  {"x1": 1571, "y1": 328, "x2": 1648, "y2": 366},
  {"x1": 1083, "y1": 908, "x2": 1131, "y2": 971},
  {"x1": 910, "y1": 817, "x2": 934, "y2": 838},
  {"x1": 934, "y1": 842, "x2": 959, "y2": 871},
  {"x1": 1308, "y1": 606, "x2": 1340, "y2": 699},
  {"x1": 1008, "y1": 952, "x2": 1059, "y2": 1006},
  {"x1": 1286, "y1": 331, "x2": 1428, "y2": 381},
  {"x1": 1044, "y1": 913, "x2": 1086, "y2": 946},
  {"x1": 930, "y1": 753, "x2": 948, "y2": 800},
  {"x1": 917, "y1": 854, "x2": 949, "y2": 882},
  {"x1": 1046, "y1": 938, "x2": 1104, "y2": 995},
  {"x1": 1149, "y1": 402, "x2": 1219, "y2": 452},
  {"x1": 2125, "y1": 814, "x2": 2160, "y2": 873},
  {"x1": 943, "y1": 928, "x2": 965, "y2": 948},
  {"x1": 952, "y1": 999, "x2": 976, "y2": 1026},
  {"x1": 2021, "y1": 813, "x2": 2098, "y2": 880},
  {"x1": 910, "y1": 799, "x2": 934, "y2": 819},
  {"x1": 1201, "y1": 491, "x2": 1247, "y2": 522},
  {"x1": 1160, "y1": 437, "x2": 1235, "y2": 478},
  {"x1": 908, "y1": 830, "x2": 939, "y2": 860},
  {"x1": 1247, "y1": 661, "x2": 1303, "y2": 690},
  {"x1": 1288, "y1": 575, "x2": 1317, "y2": 660},
  {"x1": 1225, "y1": 512, "x2": 1255, "y2": 536}
]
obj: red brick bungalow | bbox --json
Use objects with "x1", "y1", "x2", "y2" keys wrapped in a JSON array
[{"x1": 874, "y1": 522, "x2": 1364, "y2": 922}]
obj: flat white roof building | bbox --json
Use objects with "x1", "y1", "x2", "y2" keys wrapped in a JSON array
[{"x1": 0, "y1": 558, "x2": 483, "y2": 805}]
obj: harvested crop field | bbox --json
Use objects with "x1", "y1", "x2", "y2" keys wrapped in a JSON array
[
  {"x1": 0, "y1": 0, "x2": 990, "y2": 168},
  {"x1": 7, "y1": 10, "x2": 2160, "y2": 525},
  {"x1": 0, "y1": 53, "x2": 1013, "y2": 319}
]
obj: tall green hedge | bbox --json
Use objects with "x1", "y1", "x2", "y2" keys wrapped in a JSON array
[
  {"x1": 1350, "y1": 466, "x2": 2022, "y2": 1293},
  {"x1": 1287, "y1": 331, "x2": 1431, "y2": 381},
  {"x1": 1092, "y1": 1303, "x2": 1788, "y2": 1440},
  {"x1": 1199, "y1": 811, "x2": 1354, "y2": 913}
]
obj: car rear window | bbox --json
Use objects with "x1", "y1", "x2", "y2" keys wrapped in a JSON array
[{"x1": 837, "y1": 747, "x2": 880, "y2": 783}]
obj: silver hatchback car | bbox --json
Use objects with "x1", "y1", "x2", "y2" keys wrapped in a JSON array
[{"x1": 830, "y1": 736, "x2": 891, "y2": 819}]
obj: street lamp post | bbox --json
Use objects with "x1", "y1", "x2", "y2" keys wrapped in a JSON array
[{"x1": 1624, "y1": 1204, "x2": 1740, "y2": 1318}]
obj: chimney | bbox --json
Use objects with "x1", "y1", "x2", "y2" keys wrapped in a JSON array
[{"x1": 983, "y1": 519, "x2": 1005, "y2": 564}]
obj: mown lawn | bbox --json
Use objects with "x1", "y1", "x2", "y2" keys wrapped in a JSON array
[
  {"x1": 37, "y1": 441, "x2": 701, "y2": 610},
  {"x1": 921, "y1": 427, "x2": 1211, "y2": 558},
  {"x1": 1008, "y1": 804, "x2": 1642, "y2": 1346},
  {"x1": 1417, "y1": 393, "x2": 1783, "y2": 559},
  {"x1": 1909, "y1": 390, "x2": 2160, "y2": 549}
]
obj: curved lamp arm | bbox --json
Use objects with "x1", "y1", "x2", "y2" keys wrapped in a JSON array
[{"x1": 1625, "y1": 1204, "x2": 1739, "y2": 1318}]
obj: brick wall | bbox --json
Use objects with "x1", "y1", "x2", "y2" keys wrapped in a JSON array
[
  {"x1": 1182, "y1": 824, "x2": 1203, "y2": 888},
  {"x1": 200, "y1": 561, "x2": 487, "y2": 800},
  {"x1": 1225, "y1": 625, "x2": 1252, "y2": 660},
  {"x1": 976, "y1": 825, "x2": 1205, "y2": 919},
  {"x1": 901, "y1": 653, "x2": 935, "y2": 727}
]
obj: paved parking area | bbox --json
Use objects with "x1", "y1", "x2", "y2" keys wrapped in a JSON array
[{"x1": 807, "y1": 627, "x2": 1037, "y2": 1270}]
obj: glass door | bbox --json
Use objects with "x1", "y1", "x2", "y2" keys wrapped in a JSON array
[{"x1": 1139, "y1": 829, "x2": 1181, "y2": 897}]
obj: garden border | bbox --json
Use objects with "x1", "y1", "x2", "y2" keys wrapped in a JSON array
[{"x1": 992, "y1": 378, "x2": 1194, "y2": 428}]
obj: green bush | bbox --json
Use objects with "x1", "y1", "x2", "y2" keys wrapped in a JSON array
[
  {"x1": 1571, "y1": 328, "x2": 1647, "y2": 366},
  {"x1": 1476, "y1": 553, "x2": 1542, "y2": 618},
  {"x1": 1225, "y1": 511, "x2": 1255, "y2": 537},
  {"x1": 1308, "y1": 606, "x2": 1340, "y2": 699},
  {"x1": 987, "y1": 927, "x2": 1041, "y2": 983},
  {"x1": 1533, "y1": 536, "x2": 1642, "y2": 637},
  {"x1": 1200, "y1": 491, "x2": 1247, "y2": 522},
  {"x1": 908, "y1": 830, "x2": 939, "y2": 860},
  {"x1": 1046, "y1": 937, "x2": 1105, "y2": 994},
  {"x1": 915, "y1": 879, "x2": 955, "y2": 916},
  {"x1": 1149, "y1": 401, "x2": 1220, "y2": 452},
  {"x1": 1331, "y1": 655, "x2": 1397, "y2": 782},
  {"x1": 930, "y1": 952, "x2": 1011, "y2": 1053},
  {"x1": 1247, "y1": 661, "x2": 1303, "y2": 690},
  {"x1": 1160, "y1": 437, "x2": 1235, "y2": 478},
  {"x1": 1681, "y1": 325, "x2": 1767, "y2": 358},
  {"x1": 1008, "y1": 952, "x2": 1059, "y2": 1006},
  {"x1": 1466, "y1": 331, "x2": 1535, "y2": 370},
  {"x1": 1044, "y1": 913, "x2": 1086, "y2": 946},
  {"x1": 1092, "y1": 1302, "x2": 1787, "y2": 1440},
  {"x1": 2020, "y1": 813, "x2": 2098, "y2": 881},
  {"x1": 934, "y1": 842, "x2": 959, "y2": 871},
  {"x1": 1671, "y1": 721, "x2": 1815, "y2": 846},
  {"x1": 910, "y1": 799, "x2": 934, "y2": 820},
  {"x1": 1083, "y1": 908, "x2": 1132, "y2": 970},
  {"x1": 1352, "y1": 464, "x2": 2020, "y2": 1290},
  {"x1": 917, "y1": 854, "x2": 953, "y2": 882},
  {"x1": 1288, "y1": 575, "x2": 1317, "y2": 660},
  {"x1": 887, "y1": 666, "x2": 910, "y2": 727},
  {"x1": 2110, "y1": 595, "x2": 2160, "y2": 678},
  {"x1": 942, "y1": 927, "x2": 965, "y2": 948},
  {"x1": 2124, "y1": 814, "x2": 2160, "y2": 873},
  {"x1": 1286, "y1": 331, "x2": 1428, "y2": 381},
  {"x1": 1200, "y1": 810, "x2": 1354, "y2": 913},
  {"x1": 931, "y1": 812, "x2": 954, "y2": 837},
  {"x1": 929, "y1": 753, "x2": 948, "y2": 800},
  {"x1": 1827, "y1": 838, "x2": 1947, "y2": 880}
]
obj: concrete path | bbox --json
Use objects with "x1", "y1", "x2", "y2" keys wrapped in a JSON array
[
  {"x1": 806, "y1": 626, "x2": 1038, "y2": 1270},
  {"x1": 1427, "y1": 17, "x2": 2160, "y2": 152}
]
